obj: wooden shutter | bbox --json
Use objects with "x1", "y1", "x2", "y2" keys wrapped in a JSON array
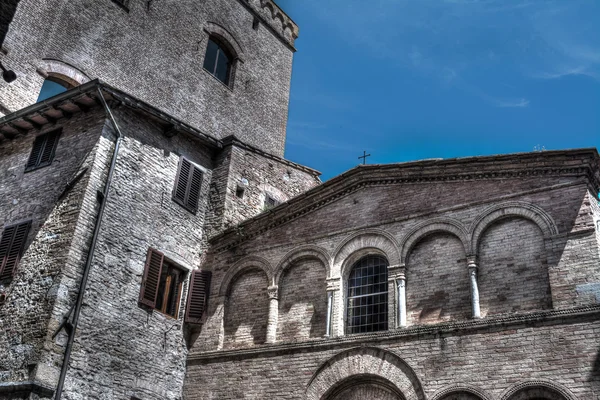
[
  {"x1": 25, "y1": 130, "x2": 61, "y2": 172},
  {"x1": 185, "y1": 270, "x2": 212, "y2": 324},
  {"x1": 0, "y1": 221, "x2": 32, "y2": 281},
  {"x1": 139, "y1": 248, "x2": 165, "y2": 308},
  {"x1": 173, "y1": 157, "x2": 203, "y2": 213}
]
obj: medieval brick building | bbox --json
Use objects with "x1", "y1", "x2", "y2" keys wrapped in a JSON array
[{"x1": 0, "y1": 1, "x2": 599, "y2": 400}]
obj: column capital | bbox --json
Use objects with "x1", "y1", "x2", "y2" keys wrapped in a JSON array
[
  {"x1": 267, "y1": 285, "x2": 279, "y2": 300},
  {"x1": 325, "y1": 277, "x2": 341, "y2": 292},
  {"x1": 467, "y1": 255, "x2": 478, "y2": 269},
  {"x1": 388, "y1": 264, "x2": 406, "y2": 280}
]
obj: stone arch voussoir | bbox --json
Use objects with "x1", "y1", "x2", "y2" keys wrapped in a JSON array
[
  {"x1": 332, "y1": 229, "x2": 401, "y2": 278},
  {"x1": 499, "y1": 379, "x2": 578, "y2": 400},
  {"x1": 274, "y1": 245, "x2": 331, "y2": 286},
  {"x1": 203, "y1": 22, "x2": 245, "y2": 62},
  {"x1": 430, "y1": 383, "x2": 492, "y2": 400},
  {"x1": 37, "y1": 59, "x2": 91, "y2": 87},
  {"x1": 305, "y1": 347, "x2": 425, "y2": 400},
  {"x1": 400, "y1": 218, "x2": 470, "y2": 264},
  {"x1": 470, "y1": 201, "x2": 559, "y2": 255},
  {"x1": 218, "y1": 255, "x2": 273, "y2": 296}
]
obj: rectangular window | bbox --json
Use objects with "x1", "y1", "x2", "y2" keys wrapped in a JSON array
[
  {"x1": 264, "y1": 193, "x2": 279, "y2": 210},
  {"x1": 172, "y1": 157, "x2": 203, "y2": 214},
  {"x1": 0, "y1": 221, "x2": 32, "y2": 281},
  {"x1": 138, "y1": 249, "x2": 185, "y2": 318},
  {"x1": 25, "y1": 129, "x2": 61, "y2": 172}
]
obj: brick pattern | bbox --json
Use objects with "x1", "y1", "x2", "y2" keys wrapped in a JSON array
[
  {"x1": 331, "y1": 385, "x2": 400, "y2": 400},
  {"x1": 223, "y1": 269, "x2": 269, "y2": 349},
  {"x1": 406, "y1": 233, "x2": 470, "y2": 325},
  {"x1": 1, "y1": 0, "x2": 296, "y2": 156},
  {"x1": 277, "y1": 259, "x2": 327, "y2": 342},
  {"x1": 478, "y1": 217, "x2": 551, "y2": 316}
]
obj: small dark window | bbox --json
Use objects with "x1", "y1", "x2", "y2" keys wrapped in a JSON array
[
  {"x1": 110, "y1": 0, "x2": 130, "y2": 10},
  {"x1": 172, "y1": 157, "x2": 203, "y2": 214},
  {"x1": 203, "y1": 38, "x2": 233, "y2": 86},
  {"x1": 235, "y1": 185, "x2": 245, "y2": 199},
  {"x1": 0, "y1": 221, "x2": 32, "y2": 282},
  {"x1": 139, "y1": 248, "x2": 186, "y2": 318},
  {"x1": 185, "y1": 269, "x2": 212, "y2": 325},
  {"x1": 252, "y1": 17, "x2": 260, "y2": 30},
  {"x1": 346, "y1": 255, "x2": 388, "y2": 334},
  {"x1": 264, "y1": 193, "x2": 279, "y2": 210},
  {"x1": 25, "y1": 129, "x2": 61, "y2": 172}
]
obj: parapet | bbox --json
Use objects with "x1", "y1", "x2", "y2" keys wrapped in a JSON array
[{"x1": 246, "y1": 0, "x2": 299, "y2": 47}]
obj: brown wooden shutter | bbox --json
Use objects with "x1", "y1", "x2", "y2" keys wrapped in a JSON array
[
  {"x1": 25, "y1": 130, "x2": 61, "y2": 172},
  {"x1": 173, "y1": 157, "x2": 203, "y2": 213},
  {"x1": 139, "y1": 248, "x2": 165, "y2": 308},
  {"x1": 0, "y1": 221, "x2": 32, "y2": 281},
  {"x1": 185, "y1": 270, "x2": 211, "y2": 324}
]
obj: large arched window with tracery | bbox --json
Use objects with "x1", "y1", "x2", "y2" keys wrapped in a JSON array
[{"x1": 346, "y1": 255, "x2": 388, "y2": 333}]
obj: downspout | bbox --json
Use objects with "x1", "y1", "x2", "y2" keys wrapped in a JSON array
[{"x1": 54, "y1": 88, "x2": 123, "y2": 400}]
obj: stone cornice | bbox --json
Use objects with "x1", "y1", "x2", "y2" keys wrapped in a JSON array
[
  {"x1": 187, "y1": 304, "x2": 600, "y2": 364},
  {"x1": 235, "y1": 0, "x2": 299, "y2": 49},
  {"x1": 210, "y1": 149, "x2": 600, "y2": 251}
]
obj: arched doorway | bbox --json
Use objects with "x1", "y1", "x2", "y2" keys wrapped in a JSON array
[{"x1": 325, "y1": 375, "x2": 404, "y2": 400}]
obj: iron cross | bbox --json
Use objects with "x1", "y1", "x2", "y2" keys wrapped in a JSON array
[{"x1": 358, "y1": 150, "x2": 371, "y2": 165}]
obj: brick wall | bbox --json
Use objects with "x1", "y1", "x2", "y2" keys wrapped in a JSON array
[
  {"x1": 277, "y1": 259, "x2": 327, "y2": 342},
  {"x1": 223, "y1": 269, "x2": 269, "y2": 349},
  {"x1": 478, "y1": 217, "x2": 551, "y2": 316},
  {"x1": 406, "y1": 233, "x2": 470, "y2": 325},
  {"x1": 0, "y1": 0, "x2": 297, "y2": 156}
]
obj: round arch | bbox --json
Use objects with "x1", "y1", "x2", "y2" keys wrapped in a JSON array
[
  {"x1": 332, "y1": 229, "x2": 401, "y2": 279},
  {"x1": 430, "y1": 383, "x2": 492, "y2": 400},
  {"x1": 469, "y1": 201, "x2": 558, "y2": 255},
  {"x1": 203, "y1": 22, "x2": 245, "y2": 62},
  {"x1": 218, "y1": 255, "x2": 273, "y2": 296},
  {"x1": 400, "y1": 218, "x2": 470, "y2": 264},
  {"x1": 37, "y1": 59, "x2": 91, "y2": 87},
  {"x1": 273, "y1": 244, "x2": 331, "y2": 287},
  {"x1": 305, "y1": 347, "x2": 425, "y2": 400},
  {"x1": 499, "y1": 380, "x2": 578, "y2": 400}
]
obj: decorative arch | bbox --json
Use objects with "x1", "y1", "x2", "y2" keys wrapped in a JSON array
[
  {"x1": 37, "y1": 59, "x2": 91, "y2": 87},
  {"x1": 499, "y1": 380, "x2": 578, "y2": 400},
  {"x1": 203, "y1": 22, "x2": 245, "y2": 62},
  {"x1": 400, "y1": 218, "x2": 470, "y2": 264},
  {"x1": 218, "y1": 255, "x2": 273, "y2": 296},
  {"x1": 430, "y1": 383, "x2": 492, "y2": 400},
  {"x1": 470, "y1": 201, "x2": 558, "y2": 255},
  {"x1": 332, "y1": 229, "x2": 401, "y2": 278},
  {"x1": 274, "y1": 245, "x2": 331, "y2": 286},
  {"x1": 305, "y1": 347, "x2": 425, "y2": 400}
]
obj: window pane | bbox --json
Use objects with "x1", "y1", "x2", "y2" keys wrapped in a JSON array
[
  {"x1": 37, "y1": 79, "x2": 68, "y2": 102},
  {"x1": 203, "y1": 39, "x2": 219, "y2": 75},
  {"x1": 215, "y1": 48, "x2": 230, "y2": 84}
]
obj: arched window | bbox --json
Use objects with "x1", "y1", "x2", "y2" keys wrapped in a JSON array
[
  {"x1": 203, "y1": 37, "x2": 233, "y2": 86},
  {"x1": 37, "y1": 75, "x2": 76, "y2": 102},
  {"x1": 346, "y1": 255, "x2": 388, "y2": 334}
]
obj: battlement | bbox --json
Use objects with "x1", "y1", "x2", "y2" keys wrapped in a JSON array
[{"x1": 246, "y1": 0, "x2": 299, "y2": 46}]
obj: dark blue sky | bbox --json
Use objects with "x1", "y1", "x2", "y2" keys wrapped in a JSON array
[{"x1": 278, "y1": 0, "x2": 600, "y2": 181}]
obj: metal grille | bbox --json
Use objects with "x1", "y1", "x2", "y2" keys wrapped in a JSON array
[{"x1": 346, "y1": 255, "x2": 388, "y2": 334}]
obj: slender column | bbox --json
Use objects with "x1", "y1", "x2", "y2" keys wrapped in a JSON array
[
  {"x1": 325, "y1": 291, "x2": 333, "y2": 337},
  {"x1": 467, "y1": 256, "x2": 481, "y2": 319},
  {"x1": 266, "y1": 286, "x2": 279, "y2": 344},
  {"x1": 397, "y1": 277, "x2": 407, "y2": 327}
]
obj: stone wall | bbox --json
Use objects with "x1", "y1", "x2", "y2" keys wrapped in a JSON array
[
  {"x1": 0, "y1": 0, "x2": 297, "y2": 156},
  {"x1": 0, "y1": 108, "x2": 105, "y2": 393}
]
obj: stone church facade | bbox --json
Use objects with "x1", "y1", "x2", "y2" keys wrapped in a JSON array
[{"x1": 0, "y1": 1, "x2": 599, "y2": 400}]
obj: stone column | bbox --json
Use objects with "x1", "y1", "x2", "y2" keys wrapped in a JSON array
[
  {"x1": 467, "y1": 256, "x2": 481, "y2": 319},
  {"x1": 388, "y1": 264, "x2": 407, "y2": 328},
  {"x1": 325, "y1": 277, "x2": 341, "y2": 336},
  {"x1": 266, "y1": 286, "x2": 279, "y2": 344}
]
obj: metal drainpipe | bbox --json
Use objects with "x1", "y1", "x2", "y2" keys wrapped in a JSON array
[{"x1": 54, "y1": 88, "x2": 123, "y2": 399}]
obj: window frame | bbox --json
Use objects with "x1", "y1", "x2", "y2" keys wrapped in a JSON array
[
  {"x1": 172, "y1": 156, "x2": 204, "y2": 214},
  {"x1": 345, "y1": 254, "x2": 389, "y2": 334},
  {"x1": 24, "y1": 129, "x2": 61, "y2": 173},
  {"x1": 202, "y1": 36, "x2": 236, "y2": 88},
  {"x1": 138, "y1": 248, "x2": 187, "y2": 319}
]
